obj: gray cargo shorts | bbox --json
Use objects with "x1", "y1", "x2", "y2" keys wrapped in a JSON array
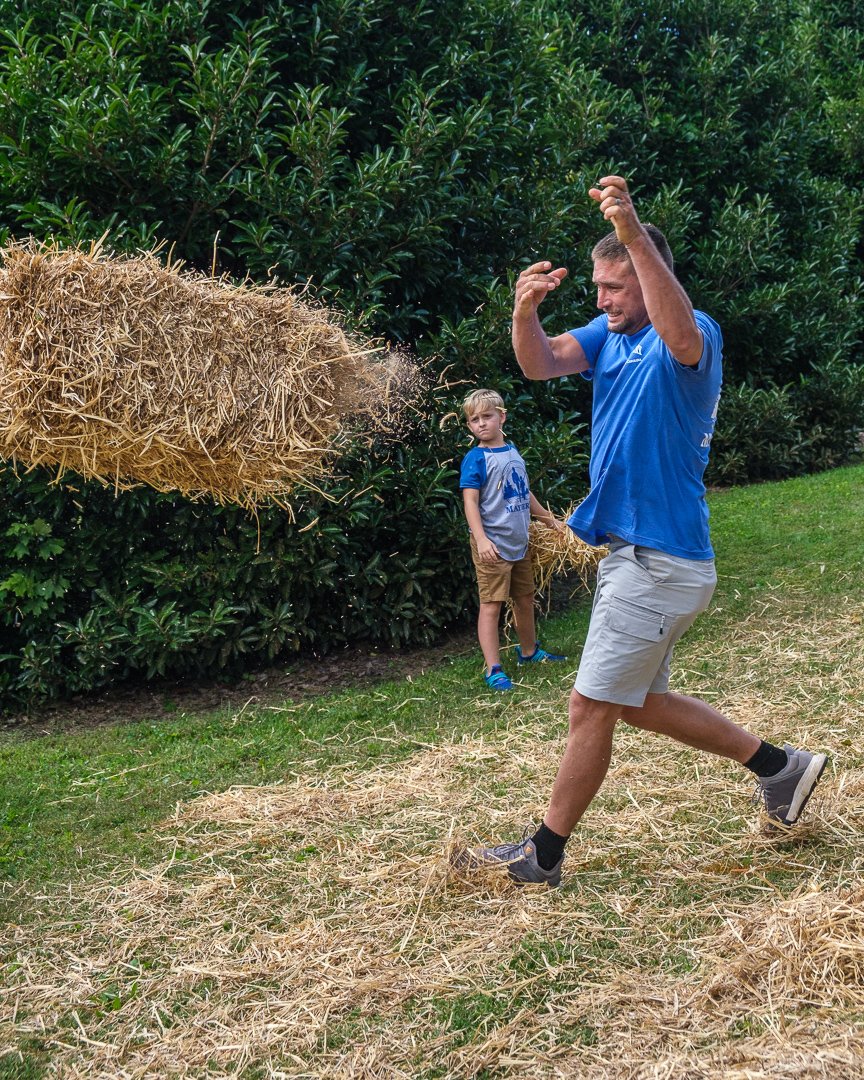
[{"x1": 574, "y1": 539, "x2": 717, "y2": 707}]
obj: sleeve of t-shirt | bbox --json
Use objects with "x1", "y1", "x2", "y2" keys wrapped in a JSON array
[
  {"x1": 567, "y1": 315, "x2": 609, "y2": 381},
  {"x1": 674, "y1": 310, "x2": 723, "y2": 377},
  {"x1": 459, "y1": 447, "x2": 486, "y2": 489}
]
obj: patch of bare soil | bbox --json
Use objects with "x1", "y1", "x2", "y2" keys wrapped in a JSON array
[{"x1": 4, "y1": 629, "x2": 479, "y2": 738}]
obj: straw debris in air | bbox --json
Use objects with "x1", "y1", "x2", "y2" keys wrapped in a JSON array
[{"x1": 0, "y1": 239, "x2": 419, "y2": 507}]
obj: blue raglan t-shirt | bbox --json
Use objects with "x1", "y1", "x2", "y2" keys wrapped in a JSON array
[
  {"x1": 566, "y1": 310, "x2": 723, "y2": 560},
  {"x1": 459, "y1": 443, "x2": 531, "y2": 561}
]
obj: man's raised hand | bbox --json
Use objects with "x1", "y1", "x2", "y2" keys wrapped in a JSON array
[
  {"x1": 588, "y1": 175, "x2": 642, "y2": 246},
  {"x1": 513, "y1": 261, "x2": 568, "y2": 320}
]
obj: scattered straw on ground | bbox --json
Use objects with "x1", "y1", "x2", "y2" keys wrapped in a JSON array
[
  {"x1": 0, "y1": 239, "x2": 420, "y2": 506},
  {"x1": 2, "y1": 597, "x2": 863, "y2": 1077}
]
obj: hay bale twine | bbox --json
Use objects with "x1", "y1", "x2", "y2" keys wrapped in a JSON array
[{"x1": 0, "y1": 239, "x2": 408, "y2": 506}]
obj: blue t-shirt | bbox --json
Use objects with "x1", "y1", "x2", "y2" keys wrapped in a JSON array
[
  {"x1": 566, "y1": 311, "x2": 722, "y2": 560},
  {"x1": 459, "y1": 443, "x2": 531, "y2": 561}
]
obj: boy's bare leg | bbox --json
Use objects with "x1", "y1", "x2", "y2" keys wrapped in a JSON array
[
  {"x1": 510, "y1": 591, "x2": 538, "y2": 656},
  {"x1": 477, "y1": 601, "x2": 504, "y2": 671},
  {"x1": 621, "y1": 691, "x2": 760, "y2": 762}
]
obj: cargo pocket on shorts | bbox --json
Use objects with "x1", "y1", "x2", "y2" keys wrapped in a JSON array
[{"x1": 607, "y1": 594, "x2": 667, "y2": 640}]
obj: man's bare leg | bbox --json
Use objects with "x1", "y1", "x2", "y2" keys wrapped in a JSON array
[
  {"x1": 543, "y1": 689, "x2": 760, "y2": 838},
  {"x1": 620, "y1": 691, "x2": 760, "y2": 763},
  {"x1": 544, "y1": 690, "x2": 621, "y2": 836},
  {"x1": 468, "y1": 687, "x2": 819, "y2": 883}
]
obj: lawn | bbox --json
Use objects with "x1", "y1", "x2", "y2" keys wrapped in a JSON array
[{"x1": 1, "y1": 465, "x2": 863, "y2": 1078}]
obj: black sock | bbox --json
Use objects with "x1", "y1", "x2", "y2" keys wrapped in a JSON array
[
  {"x1": 744, "y1": 740, "x2": 788, "y2": 778},
  {"x1": 531, "y1": 821, "x2": 568, "y2": 870}
]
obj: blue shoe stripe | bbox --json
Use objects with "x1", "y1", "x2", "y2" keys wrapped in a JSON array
[
  {"x1": 517, "y1": 645, "x2": 567, "y2": 663},
  {"x1": 484, "y1": 666, "x2": 512, "y2": 690}
]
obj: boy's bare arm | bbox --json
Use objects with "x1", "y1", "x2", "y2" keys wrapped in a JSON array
[
  {"x1": 462, "y1": 489, "x2": 500, "y2": 562},
  {"x1": 529, "y1": 492, "x2": 565, "y2": 531}
]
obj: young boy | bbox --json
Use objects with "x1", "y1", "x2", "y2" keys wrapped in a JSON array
[{"x1": 460, "y1": 388, "x2": 567, "y2": 690}]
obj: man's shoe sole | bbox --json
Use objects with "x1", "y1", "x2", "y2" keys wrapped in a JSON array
[
  {"x1": 783, "y1": 753, "x2": 827, "y2": 824},
  {"x1": 508, "y1": 867, "x2": 562, "y2": 888}
]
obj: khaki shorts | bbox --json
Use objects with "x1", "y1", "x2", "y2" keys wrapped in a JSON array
[
  {"x1": 574, "y1": 540, "x2": 717, "y2": 707},
  {"x1": 470, "y1": 536, "x2": 535, "y2": 604}
]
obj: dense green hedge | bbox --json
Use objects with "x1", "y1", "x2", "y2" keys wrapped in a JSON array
[
  {"x1": 0, "y1": 0, "x2": 862, "y2": 707},
  {"x1": 709, "y1": 360, "x2": 864, "y2": 485}
]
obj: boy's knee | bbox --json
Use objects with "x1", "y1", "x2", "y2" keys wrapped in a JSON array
[{"x1": 479, "y1": 600, "x2": 502, "y2": 613}]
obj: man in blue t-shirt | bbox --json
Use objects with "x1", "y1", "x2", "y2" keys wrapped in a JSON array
[{"x1": 457, "y1": 175, "x2": 827, "y2": 887}]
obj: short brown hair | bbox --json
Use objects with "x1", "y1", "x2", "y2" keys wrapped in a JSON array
[
  {"x1": 591, "y1": 223, "x2": 674, "y2": 271},
  {"x1": 462, "y1": 388, "x2": 506, "y2": 418}
]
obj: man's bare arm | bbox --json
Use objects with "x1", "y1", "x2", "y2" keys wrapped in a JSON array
[
  {"x1": 512, "y1": 261, "x2": 590, "y2": 380},
  {"x1": 589, "y1": 176, "x2": 703, "y2": 366}
]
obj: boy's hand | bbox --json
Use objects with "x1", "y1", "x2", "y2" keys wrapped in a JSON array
[
  {"x1": 532, "y1": 509, "x2": 566, "y2": 532},
  {"x1": 476, "y1": 536, "x2": 501, "y2": 562}
]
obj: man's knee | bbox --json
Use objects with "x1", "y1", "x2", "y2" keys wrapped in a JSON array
[
  {"x1": 620, "y1": 691, "x2": 673, "y2": 728},
  {"x1": 568, "y1": 688, "x2": 618, "y2": 734}
]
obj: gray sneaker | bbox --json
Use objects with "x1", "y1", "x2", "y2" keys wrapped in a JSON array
[
  {"x1": 452, "y1": 835, "x2": 563, "y2": 887},
  {"x1": 756, "y1": 744, "x2": 827, "y2": 828}
]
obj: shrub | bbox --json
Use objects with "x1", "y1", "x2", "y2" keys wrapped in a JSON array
[
  {"x1": 0, "y1": 0, "x2": 862, "y2": 707},
  {"x1": 0, "y1": 408, "x2": 589, "y2": 707},
  {"x1": 708, "y1": 362, "x2": 864, "y2": 486}
]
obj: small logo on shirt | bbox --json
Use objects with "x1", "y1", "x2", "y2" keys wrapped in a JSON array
[
  {"x1": 701, "y1": 391, "x2": 721, "y2": 447},
  {"x1": 503, "y1": 466, "x2": 530, "y2": 513},
  {"x1": 625, "y1": 344, "x2": 644, "y2": 364}
]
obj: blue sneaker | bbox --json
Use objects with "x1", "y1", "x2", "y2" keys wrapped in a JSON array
[
  {"x1": 484, "y1": 664, "x2": 512, "y2": 691},
  {"x1": 516, "y1": 643, "x2": 567, "y2": 664}
]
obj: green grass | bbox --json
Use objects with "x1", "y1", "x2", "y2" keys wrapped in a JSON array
[
  {"x1": 2, "y1": 464, "x2": 862, "y2": 901},
  {"x1": 709, "y1": 463, "x2": 864, "y2": 601},
  {"x1": 0, "y1": 641, "x2": 581, "y2": 895},
  {"x1": 1, "y1": 465, "x2": 863, "y2": 1079},
  {"x1": 0, "y1": 468, "x2": 855, "y2": 1075}
]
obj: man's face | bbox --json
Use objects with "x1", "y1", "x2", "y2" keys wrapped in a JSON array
[{"x1": 592, "y1": 257, "x2": 649, "y2": 336}]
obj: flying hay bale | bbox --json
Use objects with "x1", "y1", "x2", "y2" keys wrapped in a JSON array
[
  {"x1": 528, "y1": 513, "x2": 606, "y2": 595},
  {"x1": 0, "y1": 239, "x2": 417, "y2": 507}
]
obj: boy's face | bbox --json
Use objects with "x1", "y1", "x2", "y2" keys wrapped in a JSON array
[{"x1": 466, "y1": 406, "x2": 506, "y2": 446}]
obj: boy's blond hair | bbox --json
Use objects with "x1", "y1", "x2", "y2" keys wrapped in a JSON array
[{"x1": 462, "y1": 388, "x2": 506, "y2": 419}]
